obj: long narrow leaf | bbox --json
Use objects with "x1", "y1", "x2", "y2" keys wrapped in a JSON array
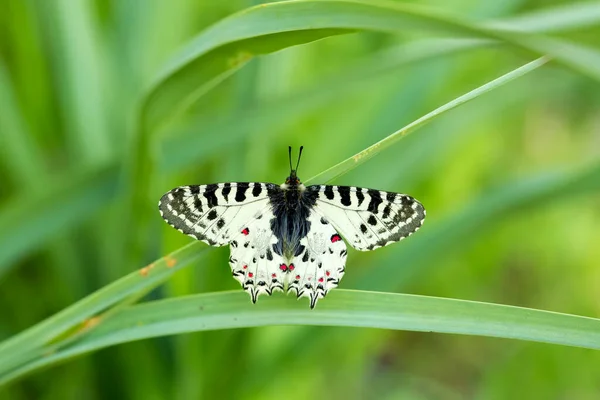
[
  {"x1": 2, "y1": 289, "x2": 599, "y2": 385},
  {"x1": 0, "y1": 241, "x2": 205, "y2": 376},
  {"x1": 305, "y1": 57, "x2": 549, "y2": 184}
]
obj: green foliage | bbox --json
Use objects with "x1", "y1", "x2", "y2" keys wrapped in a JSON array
[{"x1": 1, "y1": 0, "x2": 599, "y2": 398}]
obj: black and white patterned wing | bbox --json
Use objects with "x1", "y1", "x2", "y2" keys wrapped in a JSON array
[
  {"x1": 286, "y1": 211, "x2": 347, "y2": 308},
  {"x1": 227, "y1": 205, "x2": 289, "y2": 303},
  {"x1": 306, "y1": 185, "x2": 425, "y2": 251},
  {"x1": 159, "y1": 183, "x2": 275, "y2": 246}
]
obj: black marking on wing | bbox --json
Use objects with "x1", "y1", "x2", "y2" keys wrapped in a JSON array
[
  {"x1": 193, "y1": 197, "x2": 203, "y2": 213},
  {"x1": 203, "y1": 184, "x2": 219, "y2": 207},
  {"x1": 356, "y1": 189, "x2": 365, "y2": 206},
  {"x1": 207, "y1": 209, "x2": 218, "y2": 220},
  {"x1": 302, "y1": 251, "x2": 309, "y2": 262},
  {"x1": 366, "y1": 189, "x2": 382, "y2": 213},
  {"x1": 222, "y1": 183, "x2": 231, "y2": 201},
  {"x1": 338, "y1": 186, "x2": 351, "y2": 206},
  {"x1": 324, "y1": 185, "x2": 334, "y2": 200},
  {"x1": 252, "y1": 182, "x2": 262, "y2": 197},
  {"x1": 235, "y1": 183, "x2": 249, "y2": 202},
  {"x1": 382, "y1": 204, "x2": 392, "y2": 219}
]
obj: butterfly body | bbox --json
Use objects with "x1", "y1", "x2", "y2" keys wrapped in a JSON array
[
  {"x1": 269, "y1": 178, "x2": 316, "y2": 261},
  {"x1": 159, "y1": 148, "x2": 425, "y2": 308}
]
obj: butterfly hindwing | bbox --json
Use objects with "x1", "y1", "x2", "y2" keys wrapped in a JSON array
[
  {"x1": 287, "y1": 211, "x2": 347, "y2": 308},
  {"x1": 159, "y1": 183, "x2": 275, "y2": 246},
  {"x1": 228, "y1": 205, "x2": 289, "y2": 302},
  {"x1": 307, "y1": 185, "x2": 426, "y2": 251}
]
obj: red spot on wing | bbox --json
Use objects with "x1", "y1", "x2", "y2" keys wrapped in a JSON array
[
  {"x1": 331, "y1": 234, "x2": 341, "y2": 243},
  {"x1": 243, "y1": 265, "x2": 248, "y2": 270},
  {"x1": 295, "y1": 275, "x2": 300, "y2": 280},
  {"x1": 326, "y1": 270, "x2": 330, "y2": 276},
  {"x1": 318, "y1": 277, "x2": 324, "y2": 282},
  {"x1": 289, "y1": 263, "x2": 295, "y2": 271},
  {"x1": 279, "y1": 264, "x2": 287, "y2": 272},
  {"x1": 241, "y1": 228, "x2": 249, "y2": 236},
  {"x1": 272, "y1": 273, "x2": 277, "y2": 278},
  {"x1": 248, "y1": 272, "x2": 253, "y2": 278}
]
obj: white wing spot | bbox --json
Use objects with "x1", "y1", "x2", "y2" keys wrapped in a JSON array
[{"x1": 308, "y1": 231, "x2": 327, "y2": 255}]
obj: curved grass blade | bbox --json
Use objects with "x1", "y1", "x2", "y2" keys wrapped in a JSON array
[
  {"x1": 305, "y1": 57, "x2": 549, "y2": 184},
  {"x1": 2, "y1": 289, "x2": 599, "y2": 385},
  {"x1": 159, "y1": 0, "x2": 600, "y2": 174},
  {"x1": 159, "y1": 37, "x2": 488, "y2": 173},
  {"x1": 487, "y1": 1, "x2": 600, "y2": 33},
  {"x1": 0, "y1": 242, "x2": 206, "y2": 379},
  {"x1": 142, "y1": 0, "x2": 600, "y2": 129}
]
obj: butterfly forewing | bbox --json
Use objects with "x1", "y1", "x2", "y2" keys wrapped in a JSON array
[
  {"x1": 307, "y1": 185, "x2": 426, "y2": 251},
  {"x1": 159, "y1": 182, "x2": 274, "y2": 246}
]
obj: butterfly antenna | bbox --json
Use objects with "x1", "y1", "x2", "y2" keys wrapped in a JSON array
[
  {"x1": 296, "y1": 146, "x2": 304, "y2": 173},
  {"x1": 288, "y1": 146, "x2": 293, "y2": 172}
]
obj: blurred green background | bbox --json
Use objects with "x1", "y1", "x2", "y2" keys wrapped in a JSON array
[{"x1": 1, "y1": 0, "x2": 600, "y2": 398}]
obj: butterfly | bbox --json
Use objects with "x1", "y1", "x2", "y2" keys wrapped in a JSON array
[{"x1": 159, "y1": 147, "x2": 425, "y2": 308}]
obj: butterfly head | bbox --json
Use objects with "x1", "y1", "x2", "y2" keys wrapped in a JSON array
[
  {"x1": 284, "y1": 146, "x2": 304, "y2": 187},
  {"x1": 285, "y1": 170, "x2": 301, "y2": 185}
]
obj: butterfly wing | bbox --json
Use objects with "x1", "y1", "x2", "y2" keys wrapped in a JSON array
[
  {"x1": 286, "y1": 211, "x2": 347, "y2": 308},
  {"x1": 306, "y1": 185, "x2": 425, "y2": 251},
  {"x1": 159, "y1": 182, "x2": 275, "y2": 246},
  {"x1": 160, "y1": 182, "x2": 291, "y2": 304},
  {"x1": 227, "y1": 204, "x2": 291, "y2": 303}
]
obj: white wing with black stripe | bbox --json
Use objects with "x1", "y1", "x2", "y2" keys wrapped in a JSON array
[
  {"x1": 306, "y1": 185, "x2": 426, "y2": 251},
  {"x1": 227, "y1": 205, "x2": 288, "y2": 303},
  {"x1": 286, "y1": 210, "x2": 347, "y2": 308},
  {"x1": 159, "y1": 182, "x2": 275, "y2": 246}
]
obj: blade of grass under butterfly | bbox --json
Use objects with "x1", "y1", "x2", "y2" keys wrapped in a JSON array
[
  {"x1": 0, "y1": 242, "x2": 206, "y2": 376},
  {"x1": 2, "y1": 289, "x2": 599, "y2": 385}
]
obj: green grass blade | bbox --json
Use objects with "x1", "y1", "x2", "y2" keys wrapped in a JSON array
[
  {"x1": 142, "y1": 0, "x2": 600, "y2": 129},
  {"x1": 0, "y1": 166, "x2": 120, "y2": 277},
  {"x1": 487, "y1": 1, "x2": 600, "y2": 33},
  {"x1": 160, "y1": 0, "x2": 600, "y2": 173},
  {"x1": 2, "y1": 289, "x2": 599, "y2": 385},
  {"x1": 39, "y1": 0, "x2": 111, "y2": 166},
  {"x1": 0, "y1": 62, "x2": 45, "y2": 187},
  {"x1": 0, "y1": 242, "x2": 206, "y2": 378},
  {"x1": 305, "y1": 57, "x2": 549, "y2": 184},
  {"x1": 159, "y1": 37, "x2": 487, "y2": 173}
]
